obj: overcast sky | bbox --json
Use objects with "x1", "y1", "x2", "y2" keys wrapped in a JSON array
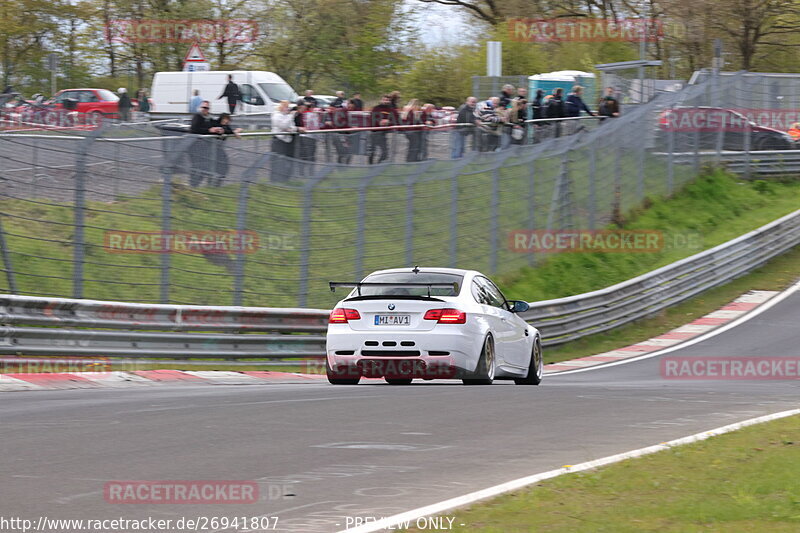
[{"x1": 404, "y1": 1, "x2": 472, "y2": 45}]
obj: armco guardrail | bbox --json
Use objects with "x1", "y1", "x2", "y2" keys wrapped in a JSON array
[
  {"x1": 1, "y1": 208, "x2": 798, "y2": 356},
  {"x1": 521, "y1": 208, "x2": 800, "y2": 345}
]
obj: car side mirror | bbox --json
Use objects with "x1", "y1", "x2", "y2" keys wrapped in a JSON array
[
  {"x1": 508, "y1": 300, "x2": 529, "y2": 313},
  {"x1": 252, "y1": 96, "x2": 264, "y2": 106}
]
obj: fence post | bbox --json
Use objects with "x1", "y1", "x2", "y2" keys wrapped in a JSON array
[
  {"x1": 232, "y1": 171, "x2": 252, "y2": 306},
  {"x1": 637, "y1": 136, "x2": 645, "y2": 203},
  {"x1": 447, "y1": 152, "x2": 476, "y2": 267},
  {"x1": 588, "y1": 146, "x2": 596, "y2": 229},
  {"x1": 72, "y1": 127, "x2": 102, "y2": 299},
  {"x1": 489, "y1": 165, "x2": 500, "y2": 273},
  {"x1": 0, "y1": 218, "x2": 17, "y2": 293},
  {"x1": 159, "y1": 166, "x2": 173, "y2": 304},
  {"x1": 527, "y1": 158, "x2": 537, "y2": 266},
  {"x1": 354, "y1": 174, "x2": 370, "y2": 280},
  {"x1": 31, "y1": 137, "x2": 39, "y2": 197},
  {"x1": 612, "y1": 144, "x2": 623, "y2": 224},
  {"x1": 297, "y1": 170, "x2": 330, "y2": 308},
  {"x1": 667, "y1": 126, "x2": 675, "y2": 195},
  {"x1": 744, "y1": 121, "x2": 752, "y2": 179},
  {"x1": 449, "y1": 164, "x2": 459, "y2": 267},
  {"x1": 404, "y1": 161, "x2": 435, "y2": 266}
]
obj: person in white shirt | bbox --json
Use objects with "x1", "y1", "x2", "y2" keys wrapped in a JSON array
[{"x1": 271, "y1": 100, "x2": 297, "y2": 182}]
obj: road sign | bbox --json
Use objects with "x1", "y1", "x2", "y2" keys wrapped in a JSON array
[
  {"x1": 184, "y1": 43, "x2": 207, "y2": 63},
  {"x1": 46, "y1": 53, "x2": 59, "y2": 71},
  {"x1": 183, "y1": 62, "x2": 210, "y2": 72}
]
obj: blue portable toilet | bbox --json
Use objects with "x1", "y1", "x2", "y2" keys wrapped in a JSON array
[{"x1": 529, "y1": 70, "x2": 597, "y2": 110}]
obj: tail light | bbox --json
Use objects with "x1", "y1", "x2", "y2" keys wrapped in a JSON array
[
  {"x1": 329, "y1": 308, "x2": 361, "y2": 323},
  {"x1": 424, "y1": 308, "x2": 466, "y2": 324}
]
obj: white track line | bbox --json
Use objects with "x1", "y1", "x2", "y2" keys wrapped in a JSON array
[
  {"x1": 340, "y1": 408, "x2": 800, "y2": 533},
  {"x1": 548, "y1": 279, "x2": 800, "y2": 377}
]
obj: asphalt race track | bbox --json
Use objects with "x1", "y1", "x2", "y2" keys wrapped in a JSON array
[{"x1": 1, "y1": 289, "x2": 798, "y2": 532}]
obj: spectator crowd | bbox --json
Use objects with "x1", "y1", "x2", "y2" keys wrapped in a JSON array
[{"x1": 182, "y1": 79, "x2": 622, "y2": 185}]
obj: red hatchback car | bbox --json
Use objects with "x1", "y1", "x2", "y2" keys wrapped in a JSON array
[{"x1": 50, "y1": 88, "x2": 122, "y2": 120}]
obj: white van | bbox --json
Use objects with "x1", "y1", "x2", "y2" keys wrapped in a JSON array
[{"x1": 150, "y1": 70, "x2": 298, "y2": 114}]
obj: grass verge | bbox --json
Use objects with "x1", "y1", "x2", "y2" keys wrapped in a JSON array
[{"x1": 407, "y1": 414, "x2": 800, "y2": 533}]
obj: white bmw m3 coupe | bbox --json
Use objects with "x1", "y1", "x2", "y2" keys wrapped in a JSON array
[{"x1": 325, "y1": 267, "x2": 543, "y2": 385}]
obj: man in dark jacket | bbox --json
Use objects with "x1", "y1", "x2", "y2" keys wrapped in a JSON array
[
  {"x1": 368, "y1": 94, "x2": 400, "y2": 164},
  {"x1": 218, "y1": 75, "x2": 241, "y2": 114},
  {"x1": 499, "y1": 84, "x2": 515, "y2": 109},
  {"x1": 302, "y1": 90, "x2": 317, "y2": 109},
  {"x1": 532, "y1": 89, "x2": 545, "y2": 119},
  {"x1": 597, "y1": 86, "x2": 620, "y2": 120},
  {"x1": 350, "y1": 92, "x2": 364, "y2": 111},
  {"x1": 190, "y1": 101, "x2": 222, "y2": 134},
  {"x1": 452, "y1": 96, "x2": 478, "y2": 158},
  {"x1": 565, "y1": 85, "x2": 594, "y2": 117},
  {"x1": 330, "y1": 91, "x2": 346, "y2": 108},
  {"x1": 546, "y1": 88, "x2": 566, "y2": 138},
  {"x1": 117, "y1": 88, "x2": 132, "y2": 122},
  {"x1": 188, "y1": 101, "x2": 224, "y2": 186}
]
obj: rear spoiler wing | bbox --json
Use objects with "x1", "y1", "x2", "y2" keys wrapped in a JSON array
[{"x1": 329, "y1": 282, "x2": 458, "y2": 297}]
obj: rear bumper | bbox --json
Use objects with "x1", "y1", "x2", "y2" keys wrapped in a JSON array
[{"x1": 326, "y1": 327, "x2": 482, "y2": 378}]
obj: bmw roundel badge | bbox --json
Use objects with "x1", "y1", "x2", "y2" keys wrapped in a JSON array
[{"x1": 388, "y1": 303, "x2": 395, "y2": 310}]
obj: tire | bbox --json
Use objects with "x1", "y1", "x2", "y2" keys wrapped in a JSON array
[
  {"x1": 462, "y1": 335, "x2": 495, "y2": 385},
  {"x1": 326, "y1": 359, "x2": 360, "y2": 385},
  {"x1": 515, "y1": 336, "x2": 543, "y2": 385},
  {"x1": 385, "y1": 378, "x2": 413, "y2": 385},
  {"x1": 89, "y1": 111, "x2": 104, "y2": 127}
]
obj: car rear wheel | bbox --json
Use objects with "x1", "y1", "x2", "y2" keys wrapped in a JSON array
[
  {"x1": 462, "y1": 335, "x2": 495, "y2": 385},
  {"x1": 385, "y1": 378, "x2": 413, "y2": 385},
  {"x1": 515, "y1": 337, "x2": 543, "y2": 385},
  {"x1": 326, "y1": 359, "x2": 360, "y2": 385}
]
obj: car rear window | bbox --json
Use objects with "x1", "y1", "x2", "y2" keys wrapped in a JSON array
[
  {"x1": 96, "y1": 89, "x2": 119, "y2": 102},
  {"x1": 358, "y1": 272, "x2": 463, "y2": 297}
]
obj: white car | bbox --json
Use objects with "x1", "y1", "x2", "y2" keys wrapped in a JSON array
[{"x1": 325, "y1": 267, "x2": 543, "y2": 385}]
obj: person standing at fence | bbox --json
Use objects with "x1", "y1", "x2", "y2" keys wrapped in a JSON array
[
  {"x1": 532, "y1": 89, "x2": 545, "y2": 120},
  {"x1": 271, "y1": 100, "x2": 297, "y2": 183},
  {"x1": 499, "y1": 84, "x2": 515, "y2": 109},
  {"x1": 475, "y1": 96, "x2": 503, "y2": 152},
  {"x1": 331, "y1": 91, "x2": 346, "y2": 108},
  {"x1": 597, "y1": 87, "x2": 620, "y2": 120},
  {"x1": 545, "y1": 88, "x2": 565, "y2": 138},
  {"x1": 294, "y1": 100, "x2": 317, "y2": 173},
  {"x1": 351, "y1": 92, "x2": 364, "y2": 111},
  {"x1": 218, "y1": 75, "x2": 241, "y2": 114},
  {"x1": 505, "y1": 99, "x2": 526, "y2": 146},
  {"x1": 402, "y1": 99, "x2": 424, "y2": 162},
  {"x1": 204, "y1": 113, "x2": 242, "y2": 187},
  {"x1": 117, "y1": 88, "x2": 132, "y2": 122},
  {"x1": 188, "y1": 101, "x2": 224, "y2": 186},
  {"x1": 303, "y1": 90, "x2": 317, "y2": 109},
  {"x1": 420, "y1": 103, "x2": 436, "y2": 159},
  {"x1": 136, "y1": 88, "x2": 152, "y2": 121},
  {"x1": 189, "y1": 89, "x2": 203, "y2": 113},
  {"x1": 368, "y1": 94, "x2": 399, "y2": 164},
  {"x1": 325, "y1": 100, "x2": 354, "y2": 164},
  {"x1": 452, "y1": 96, "x2": 478, "y2": 158}
]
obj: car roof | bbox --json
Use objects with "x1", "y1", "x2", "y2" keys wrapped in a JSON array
[{"x1": 364, "y1": 267, "x2": 479, "y2": 278}]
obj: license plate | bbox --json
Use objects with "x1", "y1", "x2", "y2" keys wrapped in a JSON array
[{"x1": 374, "y1": 314, "x2": 410, "y2": 326}]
